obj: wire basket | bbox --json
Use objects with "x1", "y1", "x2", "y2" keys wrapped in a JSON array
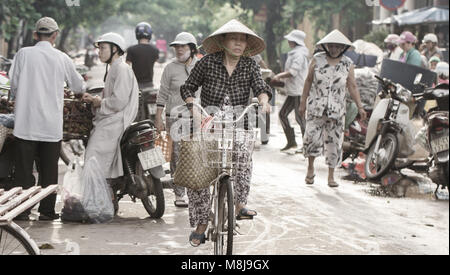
[
  {"x1": 154, "y1": 131, "x2": 173, "y2": 163},
  {"x1": 0, "y1": 124, "x2": 13, "y2": 152},
  {"x1": 63, "y1": 99, "x2": 93, "y2": 141},
  {"x1": 197, "y1": 127, "x2": 258, "y2": 170}
]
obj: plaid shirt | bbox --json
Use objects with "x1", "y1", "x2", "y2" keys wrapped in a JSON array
[{"x1": 180, "y1": 52, "x2": 272, "y2": 108}]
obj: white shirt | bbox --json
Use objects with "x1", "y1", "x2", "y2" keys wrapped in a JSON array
[
  {"x1": 285, "y1": 45, "x2": 309, "y2": 96},
  {"x1": 9, "y1": 41, "x2": 85, "y2": 142}
]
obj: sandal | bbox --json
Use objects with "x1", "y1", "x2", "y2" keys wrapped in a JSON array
[
  {"x1": 328, "y1": 180, "x2": 339, "y2": 188},
  {"x1": 305, "y1": 174, "x2": 315, "y2": 185},
  {"x1": 174, "y1": 200, "x2": 189, "y2": 208},
  {"x1": 236, "y1": 208, "x2": 257, "y2": 220},
  {"x1": 189, "y1": 231, "x2": 206, "y2": 247}
]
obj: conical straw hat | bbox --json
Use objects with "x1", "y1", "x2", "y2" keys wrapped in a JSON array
[
  {"x1": 202, "y1": 19, "x2": 266, "y2": 57},
  {"x1": 316, "y1": 29, "x2": 353, "y2": 48}
]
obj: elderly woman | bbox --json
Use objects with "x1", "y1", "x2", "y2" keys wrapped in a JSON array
[
  {"x1": 180, "y1": 19, "x2": 272, "y2": 246},
  {"x1": 82, "y1": 33, "x2": 139, "y2": 183},
  {"x1": 155, "y1": 32, "x2": 200, "y2": 208},
  {"x1": 299, "y1": 30, "x2": 366, "y2": 188}
]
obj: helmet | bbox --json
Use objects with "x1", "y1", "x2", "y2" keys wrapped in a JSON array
[
  {"x1": 384, "y1": 34, "x2": 400, "y2": 45},
  {"x1": 135, "y1": 22, "x2": 152, "y2": 40},
  {"x1": 170, "y1": 32, "x2": 197, "y2": 47},
  {"x1": 423, "y1": 33, "x2": 438, "y2": 44},
  {"x1": 94, "y1": 32, "x2": 127, "y2": 53},
  {"x1": 436, "y1": 62, "x2": 449, "y2": 78}
]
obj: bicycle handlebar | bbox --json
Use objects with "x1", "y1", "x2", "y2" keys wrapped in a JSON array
[{"x1": 186, "y1": 102, "x2": 260, "y2": 124}]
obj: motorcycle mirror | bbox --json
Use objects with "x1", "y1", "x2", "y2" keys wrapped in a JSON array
[{"x1": 414, "y1": 73, "x2": 423, "y2": 85}]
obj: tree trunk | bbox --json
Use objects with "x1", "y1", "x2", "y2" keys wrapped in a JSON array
[
  {"x1": 58, "y1": 27, "x2": 72, "y2": 53},
  {"x1": 265, "y1": 0, "x2": 283, "y2": 73}
]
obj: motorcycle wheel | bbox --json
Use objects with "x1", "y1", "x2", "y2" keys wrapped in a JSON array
[
  {"x1": 136, "y1": 163, "x2": 165, "y2": 218},
  {"x1": 365, "y1": 133, "x2": 398, "y2": 180}
]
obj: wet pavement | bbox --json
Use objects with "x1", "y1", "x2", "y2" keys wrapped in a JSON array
[{"x1": 13, "y1": 61, "x2": 449, "y2": 255}]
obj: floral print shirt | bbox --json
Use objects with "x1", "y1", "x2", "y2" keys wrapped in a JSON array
[{"x1": 307, "y1": 52, "x2": 353, "y2": 120}]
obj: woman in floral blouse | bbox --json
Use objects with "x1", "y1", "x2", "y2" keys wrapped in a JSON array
[{"x1": 299, "y1": 30, "x2": 367, "y2": 188}]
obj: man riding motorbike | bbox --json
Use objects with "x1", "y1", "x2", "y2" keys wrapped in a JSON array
[{"x1": 126, "y1": 22, "x2": 159, "y2": 90}]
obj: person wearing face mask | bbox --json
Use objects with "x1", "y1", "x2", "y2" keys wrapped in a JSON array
[
  {"x1": 82, "y1": 33, "x2": 139, "y2": 188},
  {"x1": 155, "y1": 32, "x2": 200, "y2": 208},
  {"x1": 299, "y1": 30, "x2": 367, "y2": 188},
  {"x1": 383, "y1": 34, "x2": 403, "y2": 61}
]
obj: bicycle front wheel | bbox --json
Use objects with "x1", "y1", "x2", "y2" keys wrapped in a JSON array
[
  {"x1": 214, "y1": 176, "x2": 234, "y2": 255},
  {"x1": 0, "y1": 223, "x2": 39, "y2": 255}
]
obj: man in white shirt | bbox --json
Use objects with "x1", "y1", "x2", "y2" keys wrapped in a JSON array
[
  {"x1": 9, "y1": 17, "x2": 85, "y2": 221},
  {"x1": 272, "y1": 30, "x2": 309, "y2": 152}
]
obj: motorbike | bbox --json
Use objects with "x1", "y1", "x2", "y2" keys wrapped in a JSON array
[
  {"x1": 136, "y1": 86, "x2": 158, "y2": 123},
  {"x1": 114, "y1": 119, "x2": 166, "y2": 218},
  {"x1": 84, "y1": 47, "x2": 97, "y2": 70},
  {"x1": 0, "y1": 56, "x2": 12, "y2": 74},
  {"x1": 401, "y1": 76, "x2": 449, "y2": 196},
  {"x1": 342, "y1": 106, "x2": 372, "y2": 161},
  {"x1": 364, "y1": 75, "x2": 419, "y2": 180}
]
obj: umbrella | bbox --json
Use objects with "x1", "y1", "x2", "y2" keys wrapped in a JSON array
[{"x1": 393, "y1": 6, "x2": 449, "y2": 26}]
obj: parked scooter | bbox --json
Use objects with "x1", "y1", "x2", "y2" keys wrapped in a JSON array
[
  {"x1": 364, "y1": 75, "x2": 419, "y2": 180},
  {"x1": 403, "y1": 76, "x2": 449, "y2": 196},
  {"x1": 342, "y1": 106, "x2": 372, "y2": 161},
  {"x1": 113, "y1": 119, "x2": 166, "y2": 218}
]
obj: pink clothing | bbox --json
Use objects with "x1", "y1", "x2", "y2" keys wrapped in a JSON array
[{"x1": 156, "y1": 39, "x2": 167, "y2": 52}]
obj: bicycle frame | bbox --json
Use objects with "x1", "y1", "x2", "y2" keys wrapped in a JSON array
[{"x1": 189, "y1": 102, "x2": 259, "y2": 255}]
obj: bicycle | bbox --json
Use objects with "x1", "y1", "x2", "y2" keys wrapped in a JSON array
[
  {"x1": 0, "y1": 185, "x2": 58, "y2": 255},
  {"x1": 185, "y1": 102, "x2": 259, "y2": 255}
]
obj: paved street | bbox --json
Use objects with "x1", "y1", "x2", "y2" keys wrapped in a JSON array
[{"x1": 13, "y1": 61, "x2": 449, "y2": 255}]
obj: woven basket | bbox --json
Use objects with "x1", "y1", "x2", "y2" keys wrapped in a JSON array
[
  {"x1": 154, "y1": 131, "x2": 173, "y2": 163},
  {"x1": 0, "y1": 125, "x2": 13, "y2": 152},
  {"x1": 173, "y1": 139, "x2": 219, "y2": 190},
  {"x1": 63, "y1": 99, "x2": 93, "y2": 141}
]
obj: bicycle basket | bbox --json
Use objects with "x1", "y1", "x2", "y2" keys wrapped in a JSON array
[
  {"x1": 173, "y1": 139, "x2": 219, "y2": 190},
  {"x1": 199, "y1": 127, "x2": 258, "y2": 170}
]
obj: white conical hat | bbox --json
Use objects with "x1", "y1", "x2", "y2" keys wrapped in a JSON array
[
  {"x1": 202, "y1": 19, "x2": 266, "y2": 56},
  {"x1": 316, "y1": 29, "x2": 353, "y2": 48}
]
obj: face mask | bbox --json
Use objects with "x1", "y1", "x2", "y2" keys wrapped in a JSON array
[{"x1": 177, "y1": 50, "x2": 191, "y2": 63}]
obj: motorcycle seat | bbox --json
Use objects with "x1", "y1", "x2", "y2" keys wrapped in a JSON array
[{"x1": 121, "y1": 120, "x2": 154, "y2": 145}]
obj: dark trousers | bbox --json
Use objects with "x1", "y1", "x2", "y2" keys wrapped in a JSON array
[
  {"x1": 13, "y1": 138, "x2": 61, "y2": 216},
  {"x1": 279, "y1": 96, "x2": 305, "y2": 145}
]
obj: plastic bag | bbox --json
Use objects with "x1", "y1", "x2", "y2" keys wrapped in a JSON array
[
  {"x1": 61, "y1": 157, "x2": 89, "y2": 222},
  {"x1": 80, "y1": 157, "x2": 114, "y2": 223}
]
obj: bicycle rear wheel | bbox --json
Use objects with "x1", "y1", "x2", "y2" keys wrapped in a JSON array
[
  {"x1": 214, "y1": 177, "x2": 234, "y2": 255},
  {"x1": 0, "y1": 223, "x2": 39, "y2": 255}
]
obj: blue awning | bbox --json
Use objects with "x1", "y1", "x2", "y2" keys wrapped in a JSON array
[{"x1": 393, "y1": 6, "x2": 449, "y2": 26}]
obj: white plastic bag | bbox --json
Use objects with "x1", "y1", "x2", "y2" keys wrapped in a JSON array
[
  {"x1": 80, "y1": 157, "x2": 114, "y2": 223},
  {"x1": 61, "y1": 157, "x2": 89, "y2": 222}
]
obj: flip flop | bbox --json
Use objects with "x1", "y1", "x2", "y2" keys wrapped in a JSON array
[
  {"x1": 328, "y1": 180, "x2": 339, "y2": 188},
  {"x1": 189, "y1": 231, "x2": 206, "y2": 247},
  {"x1": 236, "y1": 208, "x2": 257, "y2": 220},
  {"x1": 305, "y1": 174, "x2": 315, "y2": 185},
  {"x1": 174, "y1": 200, "x2": 189, "y2": 208}
]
